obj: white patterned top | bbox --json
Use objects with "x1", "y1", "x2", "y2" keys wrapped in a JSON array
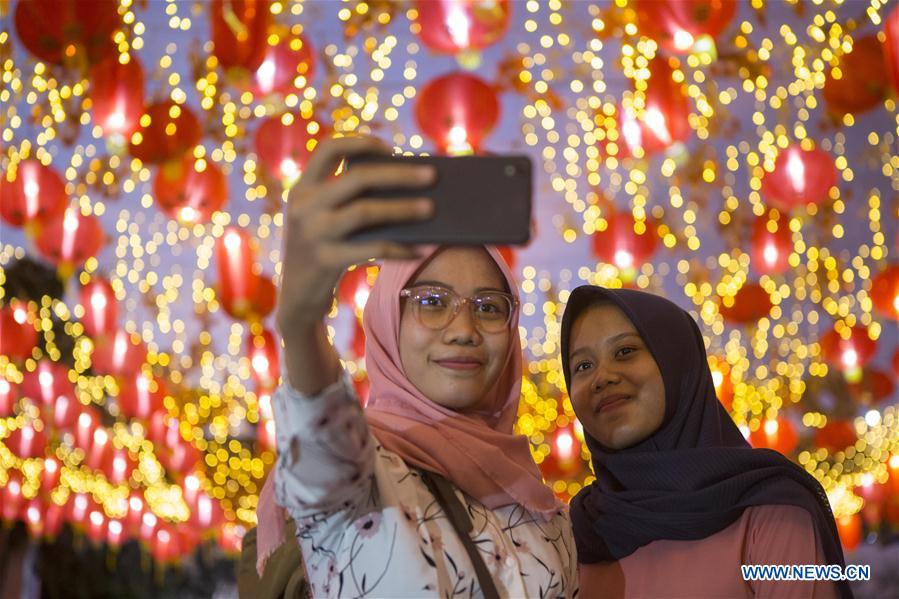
[{"x1": 272, "y1": 376, "x2": 578, "y2": 599}]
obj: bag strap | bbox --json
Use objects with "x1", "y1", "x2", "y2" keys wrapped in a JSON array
[{"x1": 420, "y1": 471, "x2": 502, "y2": 599}]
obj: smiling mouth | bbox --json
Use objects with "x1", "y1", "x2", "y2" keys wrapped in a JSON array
[
  {"x1": 433, "y1": 359, "x2": 483, "y2": 371},
  {"x1": 595, "y1": 395, "x2": 630, "y2": 414}
]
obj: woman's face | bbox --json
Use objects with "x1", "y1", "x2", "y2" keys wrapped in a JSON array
[
  {"x1": 399, "y1": 247, "x2": 512, "y2": 412},
  {"x1": 567, "y1": 303, "x2": 666, "y2": 450}
]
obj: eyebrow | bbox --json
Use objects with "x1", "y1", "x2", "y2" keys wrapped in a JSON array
[
  {"x1": 410, "y1": 280, "x2": 507, "y2": 294},
  {"x1": 568, "y1": 331, "x2": 642, "y2": 360}
]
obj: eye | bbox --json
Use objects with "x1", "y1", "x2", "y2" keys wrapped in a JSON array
[
  {"x1": 573, "y1": 360, "x2": 592, "y2": 374},
  {"x1": 616, "y1": 346, "x2": 638, "y2": 358},
  {"x1": 418, "y1": 294, "x2": 447, "y2": 309}
]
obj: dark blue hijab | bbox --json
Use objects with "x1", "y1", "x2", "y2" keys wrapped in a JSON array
[{"x1": 561, "y1": 285, "x2": 850, "y2": 598}]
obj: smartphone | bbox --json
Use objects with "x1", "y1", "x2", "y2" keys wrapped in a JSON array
[{"x1": 345, "y1": 154, "x2": 532, "y2": 245}]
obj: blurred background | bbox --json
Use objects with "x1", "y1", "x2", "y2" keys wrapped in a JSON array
[{"x1": 0, "y1": 0, "x2": 897, "y2": 596}]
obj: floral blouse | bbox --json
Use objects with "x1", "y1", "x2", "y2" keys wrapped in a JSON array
[{"x1": 272, "y1": 376, "x2": 578, "y2": 598}]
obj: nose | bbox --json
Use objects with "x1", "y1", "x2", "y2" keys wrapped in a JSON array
[
  {"x1": 442, "y1": 300, "x2": 481, "y2": 345},
  {"x1": 590, "y1": 361, "x2": 620, "y2": 391}
]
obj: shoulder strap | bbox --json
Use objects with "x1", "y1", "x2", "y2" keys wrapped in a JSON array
[{"x1": 420, "y1": 470, "x2": 502, "y2": 599}]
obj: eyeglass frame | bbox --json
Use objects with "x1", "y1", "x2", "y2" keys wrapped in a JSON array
[{"x1": 398, "y1": 285, "x2": 520, "y2": 333}]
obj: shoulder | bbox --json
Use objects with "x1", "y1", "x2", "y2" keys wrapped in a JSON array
[
  {"x1": 745, "y1": 504, "x2": 825, "y2": 564},
  {"x1": 746, "y1": 504, "x2": 816, "y2": 533}
]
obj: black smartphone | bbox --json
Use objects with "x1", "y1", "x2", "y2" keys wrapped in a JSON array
[{"x1": 345, "y1": 154, "x2": 532, "y2": 245}]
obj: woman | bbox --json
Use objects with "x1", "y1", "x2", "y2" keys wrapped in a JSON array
[
  {"x1": 254, "y1": 136, "x2": 577, "y2": 598},
  {"x1": 560, "y1": 285, "x2": 848, "y2": 598}
]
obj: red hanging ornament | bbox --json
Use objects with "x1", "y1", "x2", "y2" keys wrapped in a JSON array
[
  {"x1": 885, "y1": 7, "x2": 899, "y2": 93},
  {"x1": 823, "y1": 36, "x2": 889, "y2": 116},
  {"x1": 591, "y1": 210, "x2": 658, "y2": 270},
  {"x1": 749, "y1": 213, "x2": 792, "y2": 275},
  {"x1": 89, "y1": 55, "x2": 146, "y2": 140},
  {"x1": 847, "y1": 369, "x2": 895, "y2": 406},
  {"x1": 50, "y1": 392, "x2": 83, "y2": 431},
  {"x1": 14, "y1": 0, "x2": 119, "y2": 65},
  {"x1": 749, "y1": 416, "x2": 798, "y2": 456},
  {"x1": 85, "y1": 426, "x2": 113, "y2": 471},
  {"x1": 539, "y1": 425, "x2": 582, "y2": 480},
  {"x1": 820, "y1": 326, "x2": 877, "y2": 371},
  {"x1": 414, "y1": 0, "x2": 512, "y2": 55},
  {"x1": 117, "y1": 372, "x2": 167, "y2": 420},
  {"x1": 257, "y1": 418, "x2": 276, "y2": 451},
  {"x1": 814, "y1": 420, "x2": 857, "y2": 454},
  {"x1": 709, "y1": 358, "x2": 733, "y2": 412},
  {"x1": 74, "y1": 409, "x2": 101, "y2": 452},
  {"x1": 91, "y1": 330, "x2": 148, "y2": 376},
  {"x1": 0, "y1": 472, "x2": 25, "y2": 523},
  {"x1": 106, "y1": 518, "x2": 126, "y2": 547},
  {"x1": 154, "y1": 156, "x2": 229, "y2": 224},
  {"x1": 719, "y1": 283, "x2": 773, "y2": 324},
  {"x1": 415, "y1": 72, "x2": 500, "y2": 153},
  {"x1": 496, "y1": 246, "x2": 516, "y2": 272},
  {"x1": 101, "y1": 446, "x2": 137, "y2": 485},
  {"x1": 79, "y1": 276, "x2": 118, "y2": 339},
  {"x1": 254, "y1": 113, "x2": 327, "y2": 183},
  {"x1": 247, "y1": 328, "x2": 281, "y2": 391},
  {"x1": 247, "y1": 29, "x2": 316, "y2": 97},
  {"x1": 0, "y1": 378, "x2": 17, "y2": 416},
  {"x1": 21, "y1": 360, "x2": 73, "y2": 407},
  {"x1": 761, "y1": 145, "x2": 836, "y2": 211},
  {"x1": 0, "y1": 301, "x2": 38, "y2": 362},
  {"x1": 210, "y1": 0, "x2": 272, "y2": 73},
  {"x1": 337, "y1": 266, "x2": 375, "y2": 309},
  {"x1": 216, "y1": 227, "x2": 259, "y2": 320},
  {"x1": 0, "y1": 160, "x2": 68, "y2": 230},
  {"x1": 835, "y1": 514, "x2": 862, "y2": 551},
  {"x1": 129, "y1": 101, "x2": 202, "y2": 165},
  {"x1": 41, "y1": 456, "x2": 62, "y2": 494},
  {"x1": 125, "y1": 492, "x2": 146, "y2": 538},
  {"x1": 870, "y1": 265, "x2": 899, "y2": 321},
  {"x1": 35, "y1": 208, "x2": 105, "y2": 276},
  {"x1": 634, "y1": 0, "x2": 737, "y2": 55},
  {"x1": 250, "y1": 275, "x2": 277, "y2": 321},
  {"x1": 6, "y1": 423, "x2": 47, "y2": 459}
]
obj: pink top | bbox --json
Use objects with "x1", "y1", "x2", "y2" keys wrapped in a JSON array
[{"x1": 579, "y1": 504, "x2": 838, "y2": 598}]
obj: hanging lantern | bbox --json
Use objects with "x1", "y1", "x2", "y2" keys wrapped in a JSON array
[
  {"x1": 86, "y1": 508, "x2": 107, "y2": 545},
  {"x1": 26, "y1": 498, "x2": 64, "y2": 539},
  {"x1": 250, "y1": 275, "x2": 277, "y2": 321},
  {"x1": 85, "y1": 426, "x2": 113, "y2": 471},
  {"x1": 761, "y1": 145, "x2": 836, "y2": 212},
  {"x1": 247, "y1": 328, "x2": 281, "y2": 391},
  {"x1": 591, "y1": 210, "x2": 658, "y2": 270},
  {"x1": 848, "y1": 369, "x2": 895, "y2": 406},
  {"x1": 634, "y1": 0, "x2": 737, "y2": 55},
  {"x1": 129, "y1": 101, "x2": 202, "y2": 165},
  {"x1": 822, "y1": 36, "x2": 889, "y2": 116},
  {"x1": 709, "y1": 357, "x2": 733, "y2": 412},
  {"x1": 415, "y1": 72, "x2": 500, "y2": 154},
  {"x1": 614, "y1": 57, "x2": 691, "y2": 158},
  {"x1": 159, "y1": 440, "x2": 201, "y2": 479},
  {"x1": 216, "y1": 227, "x2": 259, "y2": 320},
  {"x1": 0, "y1": 301, "x2": 38, "y2": 361},
  {"x1": 835, "y1": 514, "x2": 862, "y2": 551},
  {"x1": 218, "y1": 521, "x2": 245, "y2": 555},
  {"x1": 749, "y1": 213, "x2": 792, "y2": 276},
  {"x1": 125, "y1": 492, "x2": 146, "y2": 538},
  {"x1": 1, "y1": 472, "x2": 25, "y2": 523},
  {"x1": 497, "y1": 246, "x2": 516, "y2": 272},
  {"x1": 101, "y1": 447, "x2": 137, "y2": 485},
  {"x1": 117, "y1": 372, "x2": 167, "y2": 420},
  {"x1": 254, "y1": 113, "x2": 327, "y2": 184},
  {"x1": 0, "y1": 160, "x2": 68, "y2": 230},
  {"x1": 749, "y1": 415, "x2": 798, "y2": 456},
  {"x1": 247, "y1": 28, "x2": 316, "y2": 97},
  {"x1": 89, "y1": 55, "x2": 146, "y2": 141},
  {"x1": 154, "y1": 156, "x2": 229, "y2": 224},
  {"x1": 14, "y1": 0, "x2": 120, "y2": 65},
  {"x1": 870, "y1": 265, "x2": 899, "y2": 321},
  {"x1": 34, "y1": 208, "x2": 105, "y2": 277},
  {"x1": 210, "y1": 0, "x2": 271, "y2": 73},
  {"x1": 0, "y1": 378, "x2": 17, "y2": 416},
  {"x1": 337, "y1": 266, "x2": 376, "y2": 309},
  {"x1": 885, "y1": 7, "x2": 899, "y2": 93},
  {"x1": 719, "y1": 283, "x2": 773, "y2": 324},
  {"x1": 91, "y1": 330, "x2": 148, "y2": 376},
  {"x1": 820, "y1": 326, "x2": 877, "y2": 372},
  {"x1": 106, "y1": 518, "x2": 126, "y2": 548},
  {"x1": 6, "y1": 423, "x2": 48, "y2": 459},
  {"x1": 79, "y1": 276, "x2": 119, "y2": 339},
  {"x1": 189, "y1": 492, "x2": 222, "y2": 531},
  {"x1": 814, "y1": 420, "x2": 857, "y2": 454},
  {"x1": 257, "y1": 418, "x2": 276, "y2": 451},
  {"x1": 51, "y1": 393, "x2": 83, "y2": 431},
  {"x1": 21, "y1": 360, "x2": 73, "y2": 407},
  {"x1": 74, "y1": 409, "x2": 101, "y2": 452},
  {"x1": 41, "y1": 456, "x2": 62, "y2": 493},
  {"x1": 414, "y1": 0, "x2": 512, "y2": 55},
  {"x1": 539, "y1": 425, "x2": 583, "y2": 480}
]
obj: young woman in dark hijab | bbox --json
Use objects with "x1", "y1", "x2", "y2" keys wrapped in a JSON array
[{"x1": 561, "y1": 285, "x2": 849, "y2": 598}]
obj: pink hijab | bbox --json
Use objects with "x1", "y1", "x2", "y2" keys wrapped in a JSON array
[{"x1": 256, "y1": 246, "x2": 560, "y2": 575}]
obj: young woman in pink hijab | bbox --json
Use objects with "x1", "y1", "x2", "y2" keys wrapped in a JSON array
[{"x1": 254, "y1": 136, "x2": 576, "y2": 598}]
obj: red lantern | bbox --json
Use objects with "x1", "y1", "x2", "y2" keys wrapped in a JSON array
[
  {"x1": 89, "y1": 55, "x2": 146, "y2": 140},
  {"x1": 250, "y1": 275, "x2": 277, "y2": 321},
  {"x1": 892, "y1": 349, "x2": 899, "y2": 380},
  {"x1": 719, "y1": 283, "x2": 773, "y2": 324},
  {"x1": 247, "y1": 329, "x2": 280, "y2": 390},
  {"x1": 749, "y1": 213, "x2": 792, "y2": 275},
  {"x1": 0, "y1": 301, "x2": 38, "y2": 361},
  {"x1": 257, "y1": 418, "x2": 276, "y2": 451},
  {"x1": 337, "y1": 267, "x2": 375, "y2": 309},
  {"x1": 848, "y1": 369, "x2": 896, "y2": 405},
  {"x1": 870, "y1": 265, "x2": 899, "y2": 321},
  {"x1": 820, "y1": 326, "x2": 877, "y2": 371},
  {"x1": 85, "y1": 426, "x2": 113, "y2": 471},
  {"x1": 218, "y1": 521, "x2": 246, "y2": 555},
  {"x1": 27, "y1": 498, "x2": 64, "y2": 539},
  {"x1": 613, "y1": 57, "x2": 691, "y2": 158},
  {"x1": 216, "y1": 227, "x2": 259, "y2": 320},
  {"x1": 835, "y1": 514, "x2": 862, "y2": 551},
  {"x1": 414, "y1": 0, "x2": 511, "y2": 55},
  {"x1": 749, "y1": 416, "x2": 798, "y2": 456},
  {"x1": 248, "y1": 29, "x2": 316, "y2": 97},
  {"x1": 129, "y1": 101, "x2": 202, "y2": 165},
  {"x1": 86, "y1": 507, "x2": 107, "y2": 545},
  {"x1": 79, "y1": 277, "x2": 118, "y2": 339},
  {"x1": 856, "y1": 478, "x2": 886, "y2": 528},
  {"x1": 353, "y1": 373, "x2": 370, "y2": 407},
  {"x1": 814, "y1": 420, "x2": 857, "y2": 454},
  {"x1": 6, "y1": 423, "x2": 47, "y2": 459},
  {"x1": 634, "y1": 0, "x2": 737, "y2": 55},
  {"x1": 14, "y1": 0, "x2": 119, "y2": 65},
  {"x1": 885, "y1": 7, "x2": 899, "y2": 93},
  {"x1": 591, "y1": 210, "x2": 658, "y2": 270},
  {"x1": 709, "y1": 358, "x2": 733, "y2": 411},
  {"x1": 21, "y1": 360, "x2": 73, "y2": 407},
  {"x1": 210, "y1": 0, "x2": 271, "y2": 72},
  {"x1": 822, "y1": 36, "x2": 889, "y2": 116},
  {"x1": 540, "y1": 425, "x2": 583, "y2": 480},
  {"x1": 91, "y1": 330, "x2": 148, "y2": 376},
  {"x1": 254, "y1": 113, "x2": 327, "y2": 183},
  {"x1": 159, "y1": 440, "x2": 201, "y2": 478},
  {"x1": 154, "y1": 157, "x2": 229, "y2": 224},
  {"x1": 0, "y1": 378, "x2": 17, "y2": 416},
  {"x1": 189, "y1": 492, "x2": 221, "y2": 531},
  {"x1": 1, "y1": 472, "x2": 25, "y2": 523},
  {"x1": 118, "y1": 372, "x2": 166, "y2": 420},
  {"x1": 102, "y1": 447, "x2": 137, "y2": 485},
  {"x1": 0, "y1": 160, "x2": 68, "y2": 229},
  {"x1": 51, "y1": 393, "x2": 83, "y2": 431},
  {"x1": 496, "y1": 246, "x2": 516, "y2": 272},
  {"x1": 351, "y1": 318, "x2": 366, "y2": 359},
  {"x1": 761, "y1": 145, "x2": 836, "y2": 212},
  {"x1": 139, "y1": 511, "x2": 159, "y2": 546},
  {"x1": 41, "y1": 457, "x2": 62, "y2": 493},
  {"x1": 106, "y1": 518, "x2": 126, "y2": 547},
  {"x1": 125, "y1": 492, "x2": 146, "y2": 538},
  {"x1": 74, "y1": 409, "x2": 101, "y2": 452},
  {"x1": 35, "y1": 208, "x2": 105, "y2": 275},
  {"x1": 415, "y1": 72, "x2": 500, "y2": 153}
]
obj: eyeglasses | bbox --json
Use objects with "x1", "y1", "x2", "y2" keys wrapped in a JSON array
[{"x1": 399, "y1": 285, "x2": 518, "y2": 333}]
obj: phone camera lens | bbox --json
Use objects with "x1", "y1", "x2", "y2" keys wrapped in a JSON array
[{"x1": 504, "y1": 165, "x2": 517, "y2": 177}]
